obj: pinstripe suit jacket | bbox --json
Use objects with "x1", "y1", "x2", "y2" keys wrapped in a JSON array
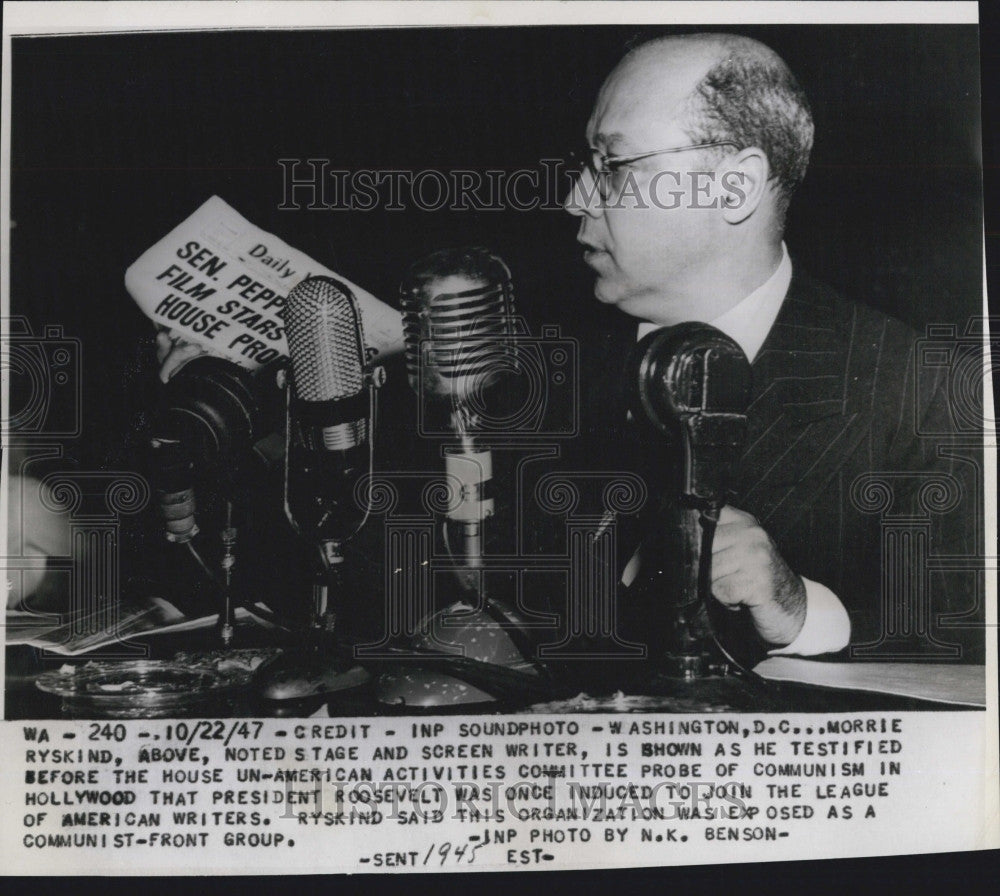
[{"x1": 565, "y1": 269, "x2": 984, "y2": 662}]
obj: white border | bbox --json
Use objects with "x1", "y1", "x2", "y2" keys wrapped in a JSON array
[
  {"x1": 0, "y1": 0, "x2": 994, "y2": 874},
  {"x1": 0, "y1": 1, "x2": 983, "y2": 36}
]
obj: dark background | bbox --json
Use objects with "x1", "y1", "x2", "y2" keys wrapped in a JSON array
[{"x1": 9, "y1": 24, "x2": 984, "y2": 471}]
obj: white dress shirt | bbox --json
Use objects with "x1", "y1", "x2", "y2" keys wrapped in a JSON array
[{"x1": 631, "y1": 243, "x2": 851, "y2": 656}]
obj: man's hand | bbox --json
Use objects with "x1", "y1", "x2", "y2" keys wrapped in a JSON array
[
  {"x1": 155, "y1": 328, "x2": 207, "y2": 383},
  {"x1": 710, "y1": 505, "x2": 807, "y2": 646}
]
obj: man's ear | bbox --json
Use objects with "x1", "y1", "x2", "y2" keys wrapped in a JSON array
[{"x1": 720, "y1": 147, "x2": 770, "y2": 224}]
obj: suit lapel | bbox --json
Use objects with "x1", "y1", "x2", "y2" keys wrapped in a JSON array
[
  {"x1": 584, "y1": 273, "x2": 876, "y2": 539},
  {"x1": 738, "y1": 272, "x2": 868, "y2": 535}
]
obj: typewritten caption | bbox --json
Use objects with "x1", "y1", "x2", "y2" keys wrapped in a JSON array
[{"x1": 2, "y1": 712, "x2": 991, "y2": 873}]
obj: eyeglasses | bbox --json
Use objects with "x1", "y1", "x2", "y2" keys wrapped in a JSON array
[{"x1": 570, "y1": 141, "x2": 740, "y2": 200}]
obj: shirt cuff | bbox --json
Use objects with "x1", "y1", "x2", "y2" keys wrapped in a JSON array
[{"x1": 769, "y1": 577, "x2": 850, "y2": 656}]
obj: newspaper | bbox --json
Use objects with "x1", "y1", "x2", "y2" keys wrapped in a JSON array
[
  {"x1": 124, "y1": 195, "x2": 404, "y2": 369},
  {"x1": 6, "y1": 599, "x2": 273, "y2": 656},
  {"x1": 1, "y1": 0, "x2": 997, "y2": 880}
]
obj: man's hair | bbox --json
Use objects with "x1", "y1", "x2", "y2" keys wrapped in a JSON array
[{"x1": 633, "y1": 34, "x2": 814, "y2": 218}]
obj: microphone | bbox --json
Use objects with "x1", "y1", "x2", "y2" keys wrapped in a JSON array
[
  {"x1": 149, "y1": 440, "x2": 199, "y2": 544},
  {"x1": 285, "y1": 276, "x2": 370, "y2": 451},
  {"x1": 399, "y1": 248, "x2": 516, "y2": 573},
  {"x1": 148, "y1": 356, "x2": 274, "y2": 543},
  {"x1": 147, "y1": 355, "x2": 281, "y2": 644},
  {"x1": 628, "y1": 322, "x2": 752, "y2": 508},
  {"x1": 625, "y1": 322, "x2": 753, "y2": 676},
  {"x1": 282, "y1": 275, "x2": 379, "y2": 568},
  {"x1": 400, "y1": 254, "x2": 515, "y2": 409}
]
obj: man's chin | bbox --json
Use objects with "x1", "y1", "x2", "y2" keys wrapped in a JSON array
[
  {"x1": 592, "y1": 280, "x2": 663, "y2": 322},
  {"x1": 592, "y1": 276, "x2": 624, "y2": 306}
]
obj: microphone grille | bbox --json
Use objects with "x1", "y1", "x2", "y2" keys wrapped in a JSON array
[
  {"x1": 285, "y1": 276, "x2": 366, "y2": 402},
  {"x1": 401, "y1": 281, "x2": 512, "y2": 376}
]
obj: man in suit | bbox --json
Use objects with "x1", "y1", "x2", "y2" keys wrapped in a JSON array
[{"x1": 563, "y1": 33, "x2": 982, "y2": 662}]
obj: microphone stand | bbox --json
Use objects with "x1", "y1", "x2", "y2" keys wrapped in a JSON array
[
  {"x1": 254, "y1": 366, "x2": 381, "y2": 706},
  {"x1": 441, "y1": 406, "x2": 493, "y2": 597},
  {"x1": 150, "y1": 430, "x2": 241, "y2": 649},
  {"x1": 434, "y1": 403, "x2": 541, "y2": 668},
  {"x1": 311, "y1": 540, "x2": 344, "y2": 633},
  {"x1": 280, "y1": 365, "x2": 381, "y2": 636},
  {"x1": 633, "y1": 460, "x2": 730, "y2": 680},
  {"x1": 626, "y1": 323, "x2": 757, "y2": 684},
  {"x1": 210, "y1": 462, "x2": 255, "y2": 648},
  {"x1": 219, "y1": 500, "x2": 237, "y2": 646}
]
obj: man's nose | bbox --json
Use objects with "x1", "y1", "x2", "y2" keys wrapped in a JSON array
[{"x1": 563, "y1": 170, "x2": 603, "y2": 218}]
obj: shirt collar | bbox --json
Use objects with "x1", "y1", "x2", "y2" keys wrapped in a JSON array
[{"x1": 636, "y1": 242, "x2": 792, "y2": 363}]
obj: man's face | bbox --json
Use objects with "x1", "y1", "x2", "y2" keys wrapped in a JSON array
[{"x1": 565, "y1": 47, "x2": 732, "y2": 323}]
